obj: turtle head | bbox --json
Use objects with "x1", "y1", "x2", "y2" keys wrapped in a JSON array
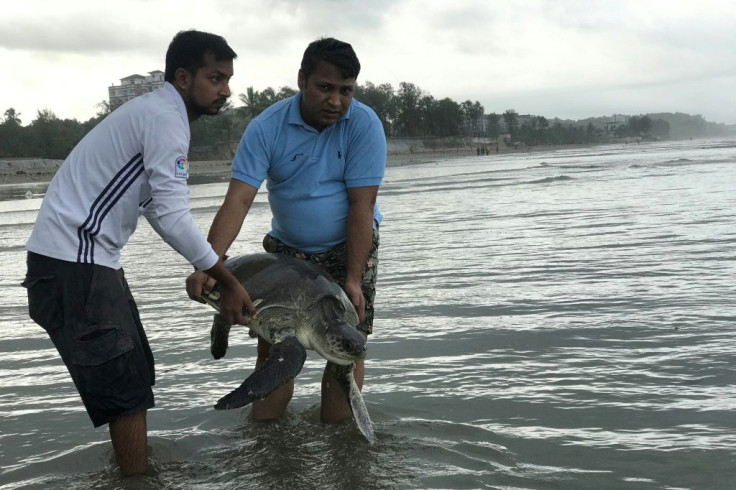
[
  {"x1": 317, "y1": 321, "x2": 367, "y2": 365},
  {"x1": 310, "y1": 296, "x2": 366, "y2": 365},
  {"x1": 315, "y1": 319, "x2": 366, "y2": 365}
]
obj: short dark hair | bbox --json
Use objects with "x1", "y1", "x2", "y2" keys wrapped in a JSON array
[
  {"x1": 300, "y1": 37, "x2": 360, "y2": 80},
  {"x1": 164, "y1": 30, "x2": 237, "y2": 83}
]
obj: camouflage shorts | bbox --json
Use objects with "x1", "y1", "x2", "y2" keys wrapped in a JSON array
[{"x1": 262, "y1": 228, "x2": 379, "y2": 335}]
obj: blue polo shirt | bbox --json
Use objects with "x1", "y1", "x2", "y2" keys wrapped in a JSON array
[{"x1": 231, "y1": 92, "x2": 386, "y2": 252}]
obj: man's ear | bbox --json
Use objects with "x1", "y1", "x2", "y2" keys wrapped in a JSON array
[
  {"x1": 174, "y1": 67, "x2": 192, "y2": 91},
  {"x1": 297, "y1": 70, "x2": 306, "y2": 90}
]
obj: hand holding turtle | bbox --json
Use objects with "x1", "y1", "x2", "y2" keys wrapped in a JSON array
[
  {"x1": 343, "y1": 279, "x2": 366, "y2": 323},
  {"x1": 186, "y1": 270, "x2": 217, "y2": 304}
]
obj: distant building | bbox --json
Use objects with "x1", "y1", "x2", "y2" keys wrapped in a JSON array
[
  {"x1": 497, "y1": 114, "x2": 532, "y2": 133},
  {"x1": 108, "y1": 70, "x2": 165, "y2": 111},
  {"x1": 516, "y1": 114, "x2": 532, "y2": 127},
  {"x1": 461, "y1": 115, "x2": 488, "y2": 137}
]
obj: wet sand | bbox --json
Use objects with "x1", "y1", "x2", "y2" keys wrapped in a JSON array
[
  {"x1": 0, "y1": 149, "x2": 480, "y2": 186},
  {"x1": 0, "y1": 144, "x2": 574, "y2": 187}
]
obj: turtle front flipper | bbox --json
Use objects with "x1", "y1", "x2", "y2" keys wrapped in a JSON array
[
  {"x1": 210, "y1": 313, "x2": 232, "y2": 359},
  {"x1": 215, "y1": 336, "x2": 307, "y2": 410},
  {"x1": 328, "y1": 362, "x2": 376, "y2": 444}
]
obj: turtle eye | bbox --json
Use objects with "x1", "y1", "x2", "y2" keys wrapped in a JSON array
[{"x1": 320, "y1": 296, "x2": 345, "y2": 320}]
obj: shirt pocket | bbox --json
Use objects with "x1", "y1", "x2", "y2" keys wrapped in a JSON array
[{"x1": 21, "y1": 274, "x2": 63, "y2": 332}]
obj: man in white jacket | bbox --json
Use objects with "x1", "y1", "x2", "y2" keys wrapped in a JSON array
[{"x1": 23, "y1": 29, "x2": 255, "y2": 476}]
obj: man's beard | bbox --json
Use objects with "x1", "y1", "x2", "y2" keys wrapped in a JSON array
[{"x1": 190, "y1": 98, "x2": 227, "y2": 117}]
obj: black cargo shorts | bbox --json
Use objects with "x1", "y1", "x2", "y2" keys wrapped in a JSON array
[{"x1": 22, "y1": 252, "x2": 155, "y2": 427}]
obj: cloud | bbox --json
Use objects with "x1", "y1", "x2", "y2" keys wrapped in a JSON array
[
  {"x1": 282, "y1": 0, "x2": 394, "y2": 33},
  {"x1": 2, "y1": 0, "x2": 736, "y2": 124},
  {"x1": 0, "y1": 21, "x2": 161, "y2": 54},
  {"x1": 1, "y1": 2, "x2": 167, "y2": 54}
]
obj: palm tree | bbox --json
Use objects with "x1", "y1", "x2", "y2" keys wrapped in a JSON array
[
  {"x1": 2, "y1": 108, "x2": 22, "y2": 125},
  {"x1": 238, "y1": 86, "x2": 297, "y2": 119},
  {"x1": 239, "y1": 87, "x2": 261, "y2": 119}
]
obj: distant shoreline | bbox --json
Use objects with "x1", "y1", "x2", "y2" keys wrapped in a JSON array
[{"x1": 0, "y1": 143, "x2": 598, "y2": 187}]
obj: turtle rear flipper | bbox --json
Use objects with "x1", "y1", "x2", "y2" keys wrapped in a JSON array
[
  {"x1": 215, "y1": 336, "x2": 307, "y2": 410},
  {"x1": 210, "y1": 313, "x2": 232, "y2": 359},
  {"x1": 328, "y1": 362, "x2": 376, "y2": 444}
]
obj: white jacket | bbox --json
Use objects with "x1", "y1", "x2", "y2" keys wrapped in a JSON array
[{"x1": 26, "y1": 82, "x2": 218, "y2": 271}]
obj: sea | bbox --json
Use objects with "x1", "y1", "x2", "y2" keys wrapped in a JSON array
[{"x1": 1, "y1": 139, "x2": 735, "y2": 489}]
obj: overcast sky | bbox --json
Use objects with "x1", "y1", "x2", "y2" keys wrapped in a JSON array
[{"x1": 3, "y1": 0, "x2": 736, "y2": 125}]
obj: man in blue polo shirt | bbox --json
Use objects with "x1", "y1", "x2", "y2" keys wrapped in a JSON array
[{"x1": 186, "y1": 37, "x2": 386, "y2": 423}]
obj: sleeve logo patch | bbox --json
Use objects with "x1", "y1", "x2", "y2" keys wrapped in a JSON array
[{"x1": 175, "y1": 156, "x2": 189, "y2": 178}]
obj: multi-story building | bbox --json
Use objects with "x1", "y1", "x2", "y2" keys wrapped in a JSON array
[
  {"x1": 605, "y1": 118, "x2": 627, "y2": 136},
  {"x1": 108, "y1": 70, "x2": 165, "y2": 111}
]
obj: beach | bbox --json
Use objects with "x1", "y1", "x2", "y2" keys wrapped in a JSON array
[
  {"x1": 1, "y1": 137, "x2": 578, "y2": 186},
  {"x1": 0, "y1": 148, "x2": 483, "y2": 186},
  {"x1": 1, "y1": 141, "x2": 554, "y2": 203},
  {"x1": 3, "y1": 140, "x2": 735, "y2": 488}
]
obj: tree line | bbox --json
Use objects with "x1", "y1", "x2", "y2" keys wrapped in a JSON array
[
  {"x1": 0, "y1": 107, "x2": 107, "y2": 160},
  {"x1": 2, "y1": 81, "x2": 734, "y2": 160}
]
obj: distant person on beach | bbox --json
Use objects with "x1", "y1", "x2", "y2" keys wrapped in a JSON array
[
  {"x1": 186, "y1": 37, "x2": 386, "y2": 424},
  {"x1": 22, "y1": 30, "x2": 255, "y2": 477}
]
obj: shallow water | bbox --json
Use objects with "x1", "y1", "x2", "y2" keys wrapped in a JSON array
[{"x1": 1, "y1": 140, "x2": 736, "y2": 489}]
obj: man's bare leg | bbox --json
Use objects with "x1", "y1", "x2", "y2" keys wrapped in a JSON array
[
  {"x1": 109, "y1": 410, "x2": 147, "y2": 476},
  {"x1": 321, "y1": 358, "x2": 365, "y2": 422},
  {"x1": 252, "y1": 337, "x2": 293, "y2": 421}
]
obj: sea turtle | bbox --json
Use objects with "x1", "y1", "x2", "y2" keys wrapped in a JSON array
[{"x1": 201, "y1": 253, "x2": 375, "y2": 443}]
